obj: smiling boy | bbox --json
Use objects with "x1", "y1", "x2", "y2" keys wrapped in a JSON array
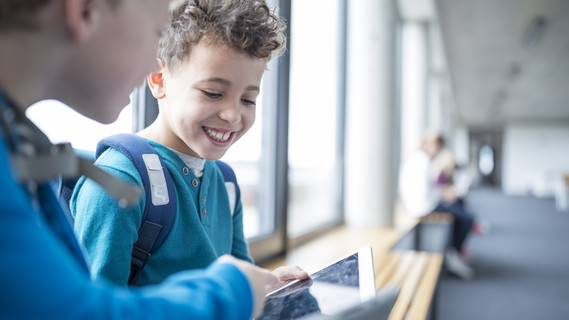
[
  {"x1": 72, "y1": 0, "x2": 307, "y2": 288},
  {"x1": 141, "y1": 43, "x2": 264, "y2": 161}
]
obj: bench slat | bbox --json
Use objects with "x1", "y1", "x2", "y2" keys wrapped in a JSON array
[
  {"x1": 387, "y1": 252, "x2": 429, "y2": 320},
  {"x1": 406, "y1": 253, "x2": 443, "y2": 320}
]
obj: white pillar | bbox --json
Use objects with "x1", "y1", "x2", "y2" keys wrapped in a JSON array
[
  {"x1": 345, "y1": 0, "x2": 397, "y2": 227},
  {"x1": 400, "y1": 22, "x2": 428, "y2": 160}
]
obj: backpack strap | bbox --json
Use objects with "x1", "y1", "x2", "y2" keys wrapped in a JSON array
[
  {"x1": 96, "y1": 133, "x2": 176, "y2": 286},
  {"x1": 215, "y1": 160, "x2": 240, "y2": 216}
]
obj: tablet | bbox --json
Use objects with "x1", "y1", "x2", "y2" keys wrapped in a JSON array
[{"x1": 257, "y1": 245, "x2": 376, "y2": 320}]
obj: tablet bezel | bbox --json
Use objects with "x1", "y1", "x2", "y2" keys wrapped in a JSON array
[{"x1": 356, "y1": 245, "x2": 376, "y2": 301}]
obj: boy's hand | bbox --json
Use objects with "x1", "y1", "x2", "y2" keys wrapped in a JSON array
[
  {"x1": 217, "y1": 255, "x2": 279, "y2": 318},
  {"x1": 269, "y1": 265, "x2": 309, "y2": 291}
]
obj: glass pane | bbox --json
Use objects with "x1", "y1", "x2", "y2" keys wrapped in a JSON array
[
  {"x1": 26, "y1": 99, "x2": 132, "y2": 150},
  {"x1": 288, "y1": 0, "x2": 342, "y2": 237}
]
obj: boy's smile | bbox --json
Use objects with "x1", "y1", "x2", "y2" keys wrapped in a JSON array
[
  {"x1": 144, "y1": 42, "x2": 267, "y2": 160},
  {"x1": 204, "y1": 127, "x2": 234, "y2": 145}
]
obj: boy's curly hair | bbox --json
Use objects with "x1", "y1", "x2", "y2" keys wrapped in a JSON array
[{"x1": 158, "y1": 0, "x2": 287, "y2": 69}]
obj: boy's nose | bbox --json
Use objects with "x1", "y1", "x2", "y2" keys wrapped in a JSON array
[{"x1": 218, "y1": 101, "x2": 241, "y2": 124}]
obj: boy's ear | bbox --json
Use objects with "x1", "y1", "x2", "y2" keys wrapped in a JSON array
[
  {"x1": 147, "y1": 59, "x2": 167, "y2": 99},
  {"x1": 64, "y1": 0, "x2": 98, "y2": 43},
  {"x1": 147, "y1": 71, "x2": 166, "y2": 100}
]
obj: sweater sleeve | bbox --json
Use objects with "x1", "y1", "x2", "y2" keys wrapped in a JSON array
[
  {"x1": 71, "y1": 148, "x2": 145, "y2": 285},
  {"x1": 0, "y1": 142, "x2": 254, "y2": 320}
]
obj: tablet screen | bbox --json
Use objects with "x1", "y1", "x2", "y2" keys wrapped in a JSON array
[{"x1": 257, "y1": 246, "x2": 375, "y2": 320}]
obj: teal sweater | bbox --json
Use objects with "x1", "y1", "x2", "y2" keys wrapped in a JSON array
[{"x1": 71, "y1": 140, "x2": 252, "y2": 286}]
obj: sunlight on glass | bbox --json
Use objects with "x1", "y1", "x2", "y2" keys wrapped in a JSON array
[{"x1": 288, "y1": 0, "x2": 342, "y2": 237}]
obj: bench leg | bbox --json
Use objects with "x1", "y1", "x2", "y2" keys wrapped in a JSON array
[{"x1": 414, "y1": 223, "x2": 422, "y2": 251}]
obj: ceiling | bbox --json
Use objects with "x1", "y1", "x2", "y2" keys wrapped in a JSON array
[{"x1": 435, "y1": 0, "x2": 569, "y2": 128}]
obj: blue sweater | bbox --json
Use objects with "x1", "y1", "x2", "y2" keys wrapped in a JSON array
[
  {"x1": 71, "y1": 140, "x2": 253, "y2": 286},
  {"x1": 0, "y1": 138, "x2": 253, "y2": 319}
]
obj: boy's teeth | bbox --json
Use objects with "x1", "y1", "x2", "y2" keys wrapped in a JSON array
[{"x1": 206, "y1": 128, "x2": 231, "y2": 142}]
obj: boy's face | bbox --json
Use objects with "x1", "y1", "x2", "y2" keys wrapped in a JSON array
[
  {"x1": 156, "y1": 43, "x2": 267, "y2": 160},
  {"x1": 64, "y1": 0, "x2": 170, "y2": 123}
]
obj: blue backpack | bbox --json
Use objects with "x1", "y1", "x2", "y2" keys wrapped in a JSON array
[{"x1": 59, "y1": 133, "x2": 239, "y2": 286}]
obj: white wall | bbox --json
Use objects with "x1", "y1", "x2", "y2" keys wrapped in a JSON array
[{"x1": 502, "y1": 123, "x2": 569, "y2": 197}]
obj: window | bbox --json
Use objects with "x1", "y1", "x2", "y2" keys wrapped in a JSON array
[
  {"x1": 26, "y1": 99, "x2": 133, "y2": 150},
  {"x1": 287, "y1": 0, "x2": 345, "y2": 238}
]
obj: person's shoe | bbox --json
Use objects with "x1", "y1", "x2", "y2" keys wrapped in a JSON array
[
  {"x1": 472, "y1": 220, "x2": 491, "y2": 235},
  {"x1": 445, "y1": 248, "x2": 474, "y2": 280},
  {"x1": 460, "y1": 246, "x2": 472, "y2": 261}
]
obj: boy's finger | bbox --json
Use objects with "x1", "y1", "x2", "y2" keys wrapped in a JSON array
[{"x1": 273, "y1": 266, "x2": 309, "y2": 281}]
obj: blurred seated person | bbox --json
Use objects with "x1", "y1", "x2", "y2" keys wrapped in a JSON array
[
  {"x1": 398, "y1": 131, "x2": 475, "y2": 279},
  {"x1": 433, "y1": 149, "x2": 490, "y2": 235}
]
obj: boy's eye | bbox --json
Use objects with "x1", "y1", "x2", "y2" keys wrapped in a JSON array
[
  {"x1": 242, "y1": 99, "x2": 256, "y2": 106},
  {"x1": 202, "y1": 90, "x2": 221, "y2": 99}
]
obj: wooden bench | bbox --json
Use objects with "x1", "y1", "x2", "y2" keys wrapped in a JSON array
[
  {"x1": 375, "y1": 250, "x2": 443, "y2": 320},
  {"x1": 384, "y1": 212, "x2": 453, "y2": 320}
]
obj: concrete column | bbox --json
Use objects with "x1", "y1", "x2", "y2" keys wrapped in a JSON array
[
  {"x1": 400, "y1": 22, "x2": 428, "y2": 160},
  {"x1": 344, "y1": 0, "x2": 397, "y2": 227}
]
